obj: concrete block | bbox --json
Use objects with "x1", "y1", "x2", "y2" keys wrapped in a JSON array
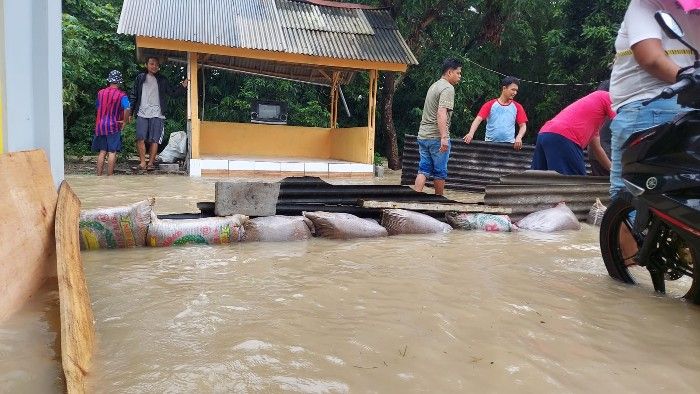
[
  {"x1": 158, "y1": 163, "x2": 179, "y2": 172},
  {"x1": 215, "y1": 181, "x2": 281, "y2": 217}
]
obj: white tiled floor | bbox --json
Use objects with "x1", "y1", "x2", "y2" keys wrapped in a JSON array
[{"x1": 197, "y1": 156, "x2": 372, "y2": 175}]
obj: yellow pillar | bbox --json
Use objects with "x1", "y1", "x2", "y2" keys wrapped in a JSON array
[
  {"x1": 366, "y1": 69, "x2": 379, "y2": 163},
  {"x1": 367, "y1": 70, "x2": 378, "y2": 130},
  {"x1": 188, "y1": 52, "x2": 200, "y2": 158}
]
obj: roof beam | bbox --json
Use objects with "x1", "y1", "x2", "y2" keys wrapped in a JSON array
[{"x1": 136, "y1": 36, "x2": 408, "y2": 72}]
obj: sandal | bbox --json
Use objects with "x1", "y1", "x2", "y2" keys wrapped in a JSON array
[
  {"x1": 145, "y1": 164, "x2": 156, "y2": 171},
  {"x1": 131, "y1": 164, "x2": 147, "y2": 172}
]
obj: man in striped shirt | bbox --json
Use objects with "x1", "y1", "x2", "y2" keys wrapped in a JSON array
[{"x1": 93, "y1": 70, "x2": 131, "y2": 176}]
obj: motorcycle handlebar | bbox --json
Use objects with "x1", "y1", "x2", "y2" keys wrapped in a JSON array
[{"x1": 643, "y1": 75, "x2": 694, "y2": 106}]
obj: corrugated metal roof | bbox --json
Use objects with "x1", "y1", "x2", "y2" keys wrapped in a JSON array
[{"x1": 118, "y1": 0, "x2": 418, "y2": 65}]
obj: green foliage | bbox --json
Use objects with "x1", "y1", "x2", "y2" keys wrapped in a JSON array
[
  {"x1": 63, "y1": 0, "x2": 629, "y2": 158},
  {"x1": 63, "y1": 0, "x2": 186, "y2": 156},
  {"x1": 374, "y1": 152, "x2": 384, "y2": 166}
]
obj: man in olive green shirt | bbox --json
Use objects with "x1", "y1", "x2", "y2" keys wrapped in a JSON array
[{"x1": 414, "y1": 58, "x2": 462, "y2": 195}]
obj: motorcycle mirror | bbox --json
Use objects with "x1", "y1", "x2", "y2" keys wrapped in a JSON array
[{"x1": 655, "y1": 11, "x2": 684, "y2": 39}]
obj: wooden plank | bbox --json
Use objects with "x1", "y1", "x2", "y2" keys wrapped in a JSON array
[
  {"x1": 55, "y1": 181, "x2": 95, "y2": 394},
  {"x1": 360, "y1": 200, "x2": 512, "y2": 214},
  {"x1": 0, "y1": 150, "x2": 57, "y2": 322}
]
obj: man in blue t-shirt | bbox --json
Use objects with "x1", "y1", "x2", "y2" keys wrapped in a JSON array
[{"x1": 463, "y1": 76, "x2": 528, "y2": 150}]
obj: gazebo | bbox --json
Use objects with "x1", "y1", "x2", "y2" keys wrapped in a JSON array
[{"x1": 117, "y1": 0, "x2": 417, "y2": 177}]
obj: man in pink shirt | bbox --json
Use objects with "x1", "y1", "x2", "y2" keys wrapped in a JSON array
[{"x1": 531, "y1": 88, "x2": 616, "y2": 175}]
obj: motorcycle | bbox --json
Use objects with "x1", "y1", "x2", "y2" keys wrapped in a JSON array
[{"x1": 600, "y1": 11, "x2": 700, "y2": 302}]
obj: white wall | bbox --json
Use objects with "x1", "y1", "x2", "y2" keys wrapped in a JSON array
[{"x1": 0, "y1": 0, "x2": 64, "y2": 184}]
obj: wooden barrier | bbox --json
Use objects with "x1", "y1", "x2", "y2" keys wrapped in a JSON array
[
  {"x1": 0, "y1": 150, "x2": 57, "y2": 322},
  {"x1": 56, "y1": 181, "x2": 95, "y2": 393}
]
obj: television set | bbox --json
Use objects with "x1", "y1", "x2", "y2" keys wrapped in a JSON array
[{"x1": 251, "y1": 100, "x2": 288, "y2": 125}]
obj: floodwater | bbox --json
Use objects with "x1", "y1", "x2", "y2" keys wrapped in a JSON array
[{"x1": 2, "y1": 173, "x2": 700, "y2": 393}]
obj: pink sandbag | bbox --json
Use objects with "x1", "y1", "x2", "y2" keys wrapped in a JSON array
[
  {"x1": 446, "y1": 212, "x2": 516, "y2": 232},
  {"x1": 381, "y1": 209, "x2": 452, "y2": 235},
  {"x1": 303, "y1": 211, "x2": 388, "y2": 240}
]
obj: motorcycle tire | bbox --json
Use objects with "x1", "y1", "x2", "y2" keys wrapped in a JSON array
[
  {"x1": 600, "y1": 192, "x2": 637, "y2": 284},
  {"x1": 600, "y1": 191, "x2": 700, "y2": 303}
]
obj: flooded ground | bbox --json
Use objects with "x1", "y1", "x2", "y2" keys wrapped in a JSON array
[{"x1": 2, "y1": 173, "x2": 699, "y2": 392}]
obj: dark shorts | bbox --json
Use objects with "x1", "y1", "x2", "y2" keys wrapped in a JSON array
[
  {"x1": 136, "y1": 116, "x2": 165, "y2": 144},
  {"x1": 417, "y1": 138, "x2": 450, "y2": 180},
  {"x1": 531, "y1": 132, "x2": 586, "y2": 176},
  {"x1": 91, "y1": 132, "x2": 122, "y2": 153}
]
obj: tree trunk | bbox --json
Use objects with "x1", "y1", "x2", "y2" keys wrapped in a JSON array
[{"x1": 381, "y1": 72, "x2": 401, "y2": 170}]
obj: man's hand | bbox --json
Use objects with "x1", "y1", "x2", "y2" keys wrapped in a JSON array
[
  {"x1": 181, "y1": 79, "x2": 189, "y2": 88},
  {"x1": 514, "y1": 137, "x2": 523, "y2": 150},
  {"x1": 463, "y1": 133, "x2": 474, "y2": 144},
  {"x1": 439, "y1": 137, "x2": 449, "y2": 152}
]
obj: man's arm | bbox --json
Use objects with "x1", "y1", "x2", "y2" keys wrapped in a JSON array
[
  {"x1": 589, "y1": 135, "x2": 611, "y2": 171},
  {"x1": 514, "y1": 123, "x2": 526, "y2": 150},
  {"x1": 437, "y1": 107, "x2": 449, "y2": 152},
  {"x1": 463, "y1": 116, "x2": 483, "y2": 144},
  {"x1": 632, "y1": 39, "x2": 679, "y2": 84},
  {"x1": 167, "y1": 76, "x2": 188, "y2": 97}
]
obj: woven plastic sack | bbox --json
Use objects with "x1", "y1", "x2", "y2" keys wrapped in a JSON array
[
  {"x1": 587, "y1": 198, "x2": 607, "y2": 226},
  {"x1": 381, "y1": 209, "x2": 452, "y2": 235},
  {"x1": 79, "y1": 198, "x2": 154, "y2": 250},
  {"x1": 243, "y1": 216, "x2": 314, "y2": 242},
  {"x1": 159, "y1": 131, "x2": 187, "y2": 163},
  {"x1": 303, "y1": 211, "x2": 388, "y2": 240},
  {"x1": 446, "y1": 212, "x2": 516, "y2": 232},
  {"x1": 516, "y1": 202, "x2": 581, "y2": 232},
  {"x1": 147, "y1": 212, "x2": 246, "y2": 247}
]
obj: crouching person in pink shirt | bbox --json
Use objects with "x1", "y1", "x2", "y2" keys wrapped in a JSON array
[{"x1": 531, "y1": 86, "x2": 616, "y2": 175}]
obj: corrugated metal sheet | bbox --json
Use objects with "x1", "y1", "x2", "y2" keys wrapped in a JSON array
[
  {"x1": 484, "y1": 172, "x2": 610, "y2": 222},
  {"x1": 118, "y1": 0, "x2": 418, "y2": 65},
  {"x1": 196, "y1": 176, "x2": 479, "y2": 220},
  {"x1": 401, "y1": 135, "x2": 595, "y2": 192},
  {"x1": 401, "y1": 135, "x2": 535, "y2": 192}
]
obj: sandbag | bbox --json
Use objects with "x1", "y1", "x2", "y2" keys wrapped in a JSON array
[
  {"x1": 515, "y1": 202, "x2": 581, "y2": 232},
  {"x1": 159, "y1": 130, "x2": 187, "y2": 163},
  {"x1": 147, "y1": 212, "x2": 246, "y2": 247},
  {"x1": 587, "y1": 198, "x2": 607, "y2": 226},
  {"x1": 243, "y1": 216, "x2": 314, "y2": 242},
  {"x1": 303, "y1": 211, "x2": 388, "y2": 240},
  {"x1": 381, "y1": 209, "x2": 452, "y2": 235},
  {"x1": 79, "y1": 198, "x2": 154, "y2": 250},
  {"x1": 446, "y1": 212, "x2": 516, "y2": 232}
]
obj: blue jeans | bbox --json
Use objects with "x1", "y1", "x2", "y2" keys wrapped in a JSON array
[
  {"x1": 609, "y1": 98, "x2": 688, "y2": 198},
  {"x1": 418, "y1": 138, "x2": 450, "y2": 180}
]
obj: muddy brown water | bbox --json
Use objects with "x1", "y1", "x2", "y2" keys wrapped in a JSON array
[{"x1": 2, "y1": 173, "x2": 700, "y2": 393}]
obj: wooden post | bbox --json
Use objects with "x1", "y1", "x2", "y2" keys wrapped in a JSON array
[
  {"x1": 330, "y1": 71, "x2": 340, "y2": 128},
  {"x1": 188, "y1": 52, "x2": 200, "y2": 159}
]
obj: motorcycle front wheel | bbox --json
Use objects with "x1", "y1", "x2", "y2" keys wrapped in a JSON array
[{"x1": 600, "y1": 192, "x2": 700, "y2": 303}]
